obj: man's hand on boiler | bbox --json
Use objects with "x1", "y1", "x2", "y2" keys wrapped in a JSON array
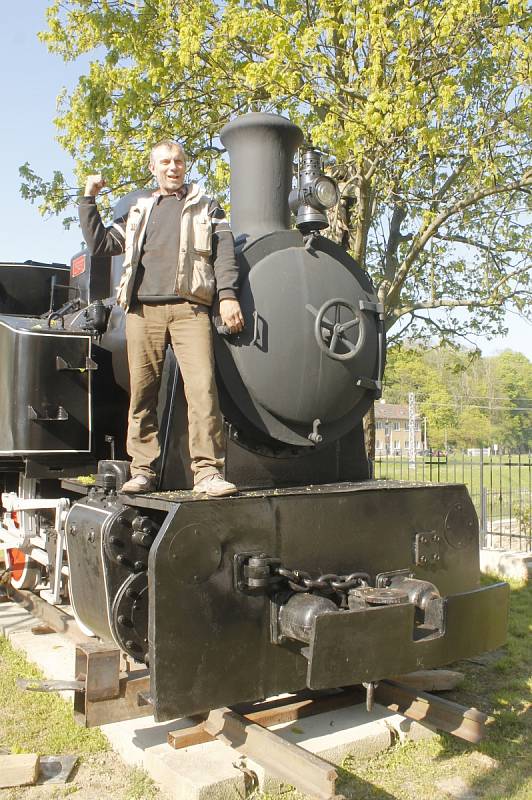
[
  {"x1": 84, "y1": 174, "x2": 106, "y2": 197},
  {"x1": 219, "y1": 298, "x2": 245, "y2": 334}
]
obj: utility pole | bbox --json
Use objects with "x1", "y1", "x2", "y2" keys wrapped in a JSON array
[{"x1": 408, "y1": 392, "x2": 416, "y2": 469}]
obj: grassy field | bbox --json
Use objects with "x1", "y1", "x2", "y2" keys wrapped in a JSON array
[
  {"x1": 373, "y1": 453, "x2": 531, "y2": 496},
  {"x1": 0, "y1": 639, "x2": 107, "y2": 758}
]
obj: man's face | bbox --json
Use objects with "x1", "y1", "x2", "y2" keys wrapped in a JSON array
[{"x1": 150, "y1": 144, "x2": 186, "y2": 195}]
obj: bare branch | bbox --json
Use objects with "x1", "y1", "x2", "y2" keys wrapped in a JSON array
[
  {"x1": 433, "y1": 233, "x2": 527, "y2": 254},
  {"x1": 386, "y1": 172, "x2": 532, "y2": 308},
  {"x1": 433, "y1": 156, "x2": 471, "y2": 203}
]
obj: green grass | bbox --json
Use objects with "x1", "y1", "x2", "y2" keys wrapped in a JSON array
[
  {"x1": 0, "y1": 636, "x2": 108, "y2": 756},
  {"x1": 123, "y1": 767, "x2": 160, "y2": 800},
  {"x1": 374, "y1": 454, "x2": 530, "y2": 496},
  {"x1": 0, "y1": 637, "x2": 162, "y2": 798}
]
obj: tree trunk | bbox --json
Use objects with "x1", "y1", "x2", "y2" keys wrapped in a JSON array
[{"x1": 363, "y1": 403, "x2": 376, "y2": 475}]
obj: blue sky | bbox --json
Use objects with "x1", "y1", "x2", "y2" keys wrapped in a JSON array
[
  {"x1": 0, "y1": 5, "x2": 86, "y2": 262},
  {"x1": 1, "y1": 2, "x2": 530, "y2": 359}
]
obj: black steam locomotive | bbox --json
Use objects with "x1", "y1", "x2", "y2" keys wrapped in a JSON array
[{"x1": 0, "y1": 114, "x2": 508, "y2": 722}]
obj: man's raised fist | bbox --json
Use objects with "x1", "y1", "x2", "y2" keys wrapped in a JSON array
[{"x1": 84, "y1": 174, "x2": 106, "y2": 197}]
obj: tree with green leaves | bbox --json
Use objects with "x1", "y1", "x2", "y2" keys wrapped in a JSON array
[
  {"x1": 22, "y1": 0, "x2": 530, "y2": 344},
  {"x1": 491, "y1": 350, "x2": 532, "y2": 449},
  {"x1": 382, "y1": 345, "x2": 459, "y2": 448},
  {"x1": 454, "y1": 406, "x2": 493, "y2": 449},
  {"x1": 384, "y1": 343, "x2": 531, "y2": 450}
]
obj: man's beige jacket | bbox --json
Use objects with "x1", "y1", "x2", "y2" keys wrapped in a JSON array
[{"x1": 115, "y1": 182, "x2": 215, "y2": 312}]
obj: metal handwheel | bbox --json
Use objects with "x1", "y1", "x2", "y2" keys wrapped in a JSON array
[{"x1": 314, "y1": 298, "x2": 363, "y2": 361}]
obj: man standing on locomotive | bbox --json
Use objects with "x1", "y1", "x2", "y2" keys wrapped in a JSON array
[{"x1": 78, "y1": 141, "x2": 244, "y2": 496}]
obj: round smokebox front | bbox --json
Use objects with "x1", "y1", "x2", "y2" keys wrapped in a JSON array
[{"x1": 214, "y1": 233, "x2": 383, "y2": 448}]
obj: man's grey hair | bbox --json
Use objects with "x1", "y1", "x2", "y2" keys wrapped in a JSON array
[{"x1": 149, "y1": 139, "x2": 187, "y2": 166}]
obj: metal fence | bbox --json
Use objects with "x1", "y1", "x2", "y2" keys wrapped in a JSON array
[{"x1": 372, "y1": 450, "x2": 532, "y2": 552}]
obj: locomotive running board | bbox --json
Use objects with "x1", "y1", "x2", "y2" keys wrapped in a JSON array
[{"x1": 147, "y1": 483, "x2": 509, "y2": 721}]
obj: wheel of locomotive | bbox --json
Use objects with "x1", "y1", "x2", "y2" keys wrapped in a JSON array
[{"x1": 3, "y1": 548, "x2": 41, "y2": 590}]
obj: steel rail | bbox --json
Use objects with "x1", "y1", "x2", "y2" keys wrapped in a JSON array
[
  {"x1": 4, "y1": 586, "x2": 94, "y2": 645},
  {"x1": 204, "y1": 706, "x2": 339, "y2": 800},
  {"x1": 376, "y1": 680, "x2": 491, "y2": 743}
]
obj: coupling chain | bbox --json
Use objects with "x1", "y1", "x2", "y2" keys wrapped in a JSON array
[{"x1": 276, "y1": 566, "x2": 370, "y2": 594}]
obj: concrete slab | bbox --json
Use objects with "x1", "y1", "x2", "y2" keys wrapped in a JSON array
[
  {"x1": 248, "y1": 705, "x2": 391, "y2": 795},
  {"x1": 273, "y1": 704, "x2": 393, "y2": 758},
  {"x1": 0, "y1": 602, "x2": 36, "y2": 637},
  {"x1": 144, "y1": 742, "x2": 248, "y2": 800},
  {"x1": 248, "y1": 705, "x2": 435, "y2": 794},
  {"x1": 480, "y1": 548, "x2": 532, "y2": 583},
  {"x1": 0, "y1": 599, "x2": 435, "y2": 799},
  {"x1": 388, "y1": 714, "x2": 437, "y2": 743}
]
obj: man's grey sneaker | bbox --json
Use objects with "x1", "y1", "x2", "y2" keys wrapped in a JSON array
[
  {"x1": 193, "y1": 473, "x2": 237, "y2": 497},
  {"x1": 120, "y1": 475, "x2": 157, "y2": 494}
]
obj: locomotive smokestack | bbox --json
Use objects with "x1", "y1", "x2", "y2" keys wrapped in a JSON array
[{"x1": 220, "y1": 113, "x2": 303, "y2": 241}]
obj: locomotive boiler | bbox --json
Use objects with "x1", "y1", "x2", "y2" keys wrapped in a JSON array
[{"x1": 0, "y1": 113, "x2": 508, "y2": 724}]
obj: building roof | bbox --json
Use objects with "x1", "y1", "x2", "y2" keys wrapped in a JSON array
[{"x1": 374, "y1": 402, "x2": 419, "y2": 420}]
